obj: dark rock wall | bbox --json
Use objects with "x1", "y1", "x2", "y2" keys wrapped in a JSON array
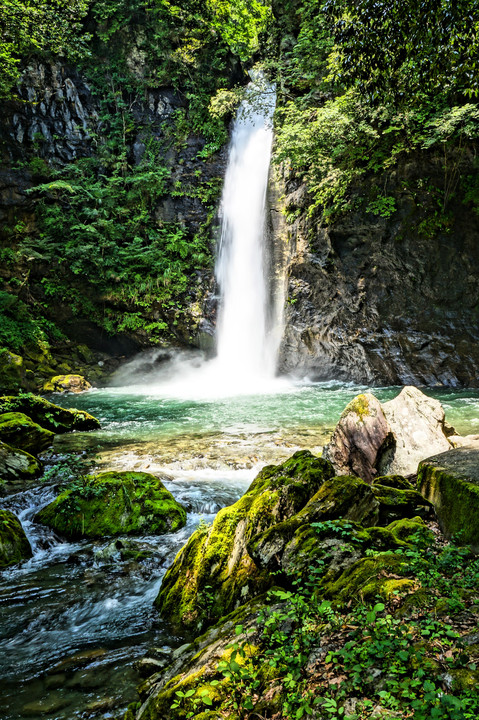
[{"x1": 276, "y1": 152, "x2": 479, "y2": 387}]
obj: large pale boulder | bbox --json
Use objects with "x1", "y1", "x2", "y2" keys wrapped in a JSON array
[
  {"x1": 324, "y1": 386, "x2": 453, "y2": 480},
  {"x1": 323, "y1": 393, "x2": 393, "y2": 481},
  {"x1": 380, "y1": 386, "x2": 452, "y2": 476},
  {"x1": 418, "y1": 444, "x2": 479, "y2": 551}
]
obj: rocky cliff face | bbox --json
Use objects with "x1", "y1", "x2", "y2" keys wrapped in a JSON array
[{"x1": 275, "y1": 151, "x2": 479, "y2": 387}]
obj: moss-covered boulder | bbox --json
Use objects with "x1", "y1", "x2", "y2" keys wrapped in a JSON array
[
  {"x1": 0, "y1": 350, "x2": 29, "y2": 394},
  {"x1": 0, "y1": 412, "x2": 54, "y2": 454},
  {"x1": 0, "y1": 509, "x2": 32, "y2": 568},
  {"x1": 43, "y1": 374, "x2": 91, "y2": 393},
  {"x1": 0, "y1": 394, "x2": 100, "y2": 432},
  {"x1": 155, "y1": 451, "x2": 334, "y2": 634},
  {"x1": 318, "y1": 551, "x2": 414, "y2": 604},
  {"x1": 35, "y1": 471, "x2": 186, "y2": 539},
  {"x1": 418, "y1": 445, "x2": 479, "y2": 551},
  {"x1": 371, "y1": 480, "x2": 434, "y2": 524},
  {"x1": 0, "y1": 440, "x2": 42, "y2": 490}
]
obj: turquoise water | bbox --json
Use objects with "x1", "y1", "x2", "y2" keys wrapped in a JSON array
[{"x1": 1, "y1": 374, "x2": 479, "y2": 720}]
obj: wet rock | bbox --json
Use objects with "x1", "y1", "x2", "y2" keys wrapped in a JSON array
[
  {"x1": 418, "y1": 444, "x2": 479, "y2": 550},
  {"x1": 155, "y1": 450, "x2": 334, "y2": 634},
  {"x1": 42, "y1": 374, "x2": 91, "y2": 393},
  {"x1": 323, "y1": 393, "x2": 393, "y2": 481},
  {"x1": 35, "y1": 471, "x2": 187, "y2": 539},
  {"x1": 0, "y1": 393, "x2": 100, "y2": 432},
  {"x1": 379, "y1": 386, "x2": 452, "y2": 475},
  {"x1": 22, "y1": 695, "x2": 70, "y2": 716},
  {"x1": 0, "y1": 440, "x2": 42, "y2": 487},
  {"x1": 0, "y1": 411, "x2": 54, "y2": 454},
  {"x1": 0, "y1": 509, "x2": 32, "y2": 569}
]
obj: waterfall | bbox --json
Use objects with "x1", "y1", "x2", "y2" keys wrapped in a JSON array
[
  {"x1": 214, "y1": 74, "x2": 278, "y2": 388},
  {"x1": 110, "y1": 74, "x2": 285, "y2": 398}
]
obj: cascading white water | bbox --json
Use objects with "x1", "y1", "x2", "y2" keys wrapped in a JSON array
[
  {"x1": 109, "y1": 74, "x2": 285, "y2": 398},
  {"x1": 215, "y1": 75, "x2": 277, "y2": 383}
]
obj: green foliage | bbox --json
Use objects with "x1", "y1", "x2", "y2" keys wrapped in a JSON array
[
  {"x1": 0, "y1": 0, "x2": 90, "y2": 99},
  {"x1": 206, "y1": 531, "x2": 479, "y2": 720},
  {"x1": 0, "y1": 290, "x2": 47, "y2": 353},
  {"x1": 323, "y1": 0, "x2": 479, "y2": 105}
]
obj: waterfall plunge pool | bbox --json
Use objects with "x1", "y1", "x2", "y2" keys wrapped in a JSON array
[{"x1": 1, "y1": 375, "x2": 479, "y2": 720}]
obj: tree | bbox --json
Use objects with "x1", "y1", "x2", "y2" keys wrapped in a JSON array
[
  {"x1": 0, "y1": 0, "x2": 90, "y2": 99},
  {"x1": 323, "y1": 0, "x2": 479, "y2": 105}
]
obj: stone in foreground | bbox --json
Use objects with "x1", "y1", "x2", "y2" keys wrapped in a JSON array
[
  {"x1": 0, "y1": 412, "x2": 54, "y2": 455},
  {"x1": 418, "y1": 444, "x2": 479, "y2": 551},
  {"x1": 0, "y1": 394, "x2": 100, "y2": 432},
  {"x1": 0, "y1": 509, "x2": 32, "y2": 569},
  {"x1": 35, "y1": 471, "x2": 186, "y2": 539},
  {"x1": 43, "y1": 374, "x2": 91, "y2": 393},
  {"x1": 155, "y1": 451, "x2": 334, "y2": 634},
  {"x1": 381, "y1": 386, "x2": 452, "y2": 475}
]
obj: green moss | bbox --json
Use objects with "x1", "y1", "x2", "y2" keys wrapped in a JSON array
[
  {"x1": 371, "y1": 483, "x2": 433, "y2": 524},
  {"x1": 42, "y1": 374, "x2": 91, "y2": 393},
  {"x1": 340, "y1": 393, "x2": 376, "y2": 422},
  {"x1": 0, "y1": 394, "x2": 100, "y2": 432},
  {"x1": 0, "y1": 509, "x2": 32, "y2": 568},
  {"x1": 0, "y1": 411, "x2": 54, "y2": 454},
  {"x1": 319, "y1": 552, "x2": 408, "y2": 604},
  {"x1": 156, "y1": 451, "x2": 334, "y2": 634},
  {"x1": 0, "y1": 440, "x2": 42, "y2": 484},
  {"x1": 35, "y1": 471, "x2": 186, "y2": 539},
  {"x1": 0, "y1": 350, "x2": 27, "y2": 393},
  {"x1": 373, "y1": 475, "x2": 414, "y2": 490},
  {"x1": 419, "y1": 455, "x2": 479, "y2": 550}
]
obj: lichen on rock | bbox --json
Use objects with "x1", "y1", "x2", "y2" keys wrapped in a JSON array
[
  {"x1": 43, "y1": 374, "x2": 92, "y2": 393},
  {"x1": 35, "y1": 471, "x2": 186, "y2": 539}
]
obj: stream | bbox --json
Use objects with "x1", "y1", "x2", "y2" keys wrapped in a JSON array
[{"x1": 1, "y1": 377, "x2": 479, "y2": 720}]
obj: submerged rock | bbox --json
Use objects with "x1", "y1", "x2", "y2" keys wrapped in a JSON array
[
  {"x1": 155, "y1": 451, "x2": 334, "y2": 633},
  {"x1": 0, "y1": 509, "x2": 32, "y2": 568},
  {"x1": 324, "y1": 386, "x2": 453, "y2": 479},
  {"x1": 35, "y1": 471, "x2": 186, "y2": 539},
  {"x1": 43, "y1": 374, "x2": 91, "y2": 393},
  {"x1": 0, "y1": 393, "x2": 100, "y2": 432},
  {"x1": 0, "y1": 411, "x2": 54, "y2": 454},
  {"x1": 0, "y1": 440, "x2": 42, "y2": 488},
  {"x1": 418, "y1": 444, "x2": 479, "y2": 551}
]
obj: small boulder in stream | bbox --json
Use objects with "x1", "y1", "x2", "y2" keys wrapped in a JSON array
[
  {"x1": 0, "y1": 508, "x2": 32, "y2": 569},
  {"x1": 0, "y1": 440, "x2": 42, "y2": 489},
  {"x1": 43, "y1": 374, "x2": 91, "y2": 393},
  {"x1": 0, "y1": 411, "x2": 54, "y2": 455},
  {"x1": 35, "y1": 471, "x2": 186, "y2": 539}
]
